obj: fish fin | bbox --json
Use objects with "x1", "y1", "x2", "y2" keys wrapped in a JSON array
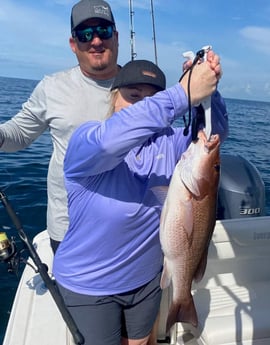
[
  {"x1": 150, "y1": 186, "x2": 169, "y2": 205},
  {"x1": 181, "y1": 169, "x2": 200, "y2": 197},
  {"x1": 193, "y1": 250, "x2": 208, "y2": 282},
  {"x1": 180, "y1": 161, "x2": 200, "y2": 196},
  {"x1": 166, "y1": 295, "x2": 198, "y2": 333},
  {"x1": 160, "y1": 260, "x2": 171, "y2": 290}
]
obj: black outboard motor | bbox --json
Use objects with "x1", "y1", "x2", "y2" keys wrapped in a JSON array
[{"x1": 217, "y1": 154, "x2": 265, "y2": 219}]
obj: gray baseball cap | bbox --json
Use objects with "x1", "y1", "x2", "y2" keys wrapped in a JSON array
[{"x1": 71, "y1": 0, "x2": 115, "y2": 32}]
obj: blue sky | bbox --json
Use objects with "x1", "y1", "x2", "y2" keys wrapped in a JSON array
[{"x1": 1, "y1": 0, "x2": 270, "y2": 102}]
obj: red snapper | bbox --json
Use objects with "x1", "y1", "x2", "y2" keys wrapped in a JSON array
[{"x1": 160, "y1": 130, "x2": 220, "y2": 332}]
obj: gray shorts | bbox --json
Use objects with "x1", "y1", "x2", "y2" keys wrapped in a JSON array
[{"x1": 57, "y1": 272, "x2": 162, "y2": 345}]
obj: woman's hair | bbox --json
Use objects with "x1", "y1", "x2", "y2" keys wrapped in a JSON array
[{"x1": 105, "y1": 89, "x2": 119, "y2": 119}]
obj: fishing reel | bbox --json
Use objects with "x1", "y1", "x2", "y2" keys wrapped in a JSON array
[
  {"x1": 0, "y1": 230, "x2": 29, "y2": 275},
  {"x1": 0, "y1": 231, "x2": 16, "y2": 261}
]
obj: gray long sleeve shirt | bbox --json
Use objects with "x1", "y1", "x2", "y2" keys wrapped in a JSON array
[{"x1": 0, "y1": 65, "x2": 114, "y2": 241}]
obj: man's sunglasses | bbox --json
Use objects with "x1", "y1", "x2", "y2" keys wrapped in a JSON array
[{"x1": 74, "y1": 25, "x2": 114, "y2": 43}]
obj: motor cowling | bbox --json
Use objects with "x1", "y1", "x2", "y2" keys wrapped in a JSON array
[{"x1": 217, "y1": 154, "x2": 265, "y2": 219}]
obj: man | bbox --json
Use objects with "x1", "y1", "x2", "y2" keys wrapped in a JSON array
[
  {"x1": 0, "y1": 3, "x2": 162, "y2": 344},
  {"x1": 0, "y1": 0, "x2": 120, "y2": 253}
]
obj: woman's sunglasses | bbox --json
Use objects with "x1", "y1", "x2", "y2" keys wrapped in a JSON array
[{"x1": 74, "y1": 25, "x2": 114, "y2": 43}]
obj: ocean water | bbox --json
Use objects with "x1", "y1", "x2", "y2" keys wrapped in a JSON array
[
  {"x1": 0, "y1": 76, "x2": 51, "y2": 344},
  {"x1": 0, "y1": 76, "x2": 269, "y2": 343}
]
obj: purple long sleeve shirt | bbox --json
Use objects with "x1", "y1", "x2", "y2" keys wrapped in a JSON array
[{"x1": 53, "y1": 84, "x2": 228, "y2": 295}]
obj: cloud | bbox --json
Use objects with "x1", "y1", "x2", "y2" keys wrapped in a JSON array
[
  {"x1": 1, "y1": 2, "x2": 69, "y2": 47},
  {"x1": 0, "y1": 1, "x2": 76, "y2": 79},
  {"x1": 240, "y1": 26, "x2": 270, "y2": 55},
  {"x1": 264, "y1": 82, "x2": 270, "y2": 96},
  {"x1": 245, "y1": 83, "x2": 252, "y2": 95}
]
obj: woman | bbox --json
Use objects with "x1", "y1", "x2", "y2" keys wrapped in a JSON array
[{"x1": 53, "y1": 56, "x2": 228, "y2": 345}]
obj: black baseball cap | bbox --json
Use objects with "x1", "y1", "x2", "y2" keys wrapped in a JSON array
[
  {"x1": 111, "y1": 60, "x2": 166, "y2": 91},
  {"x1": 71, "y1": 0, "x2": 115, "y2": 32}
]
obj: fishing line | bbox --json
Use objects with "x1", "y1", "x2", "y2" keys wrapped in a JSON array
[{"x1": 179, "y1": 49, "x2": 205, "y2": 137}]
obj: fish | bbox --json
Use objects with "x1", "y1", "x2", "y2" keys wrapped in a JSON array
[{"x1": 159, "y1": 129, "x2": 220, "y2": 332}]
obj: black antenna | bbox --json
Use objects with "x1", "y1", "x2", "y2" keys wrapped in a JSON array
[
  {"x1": 150, "y1": 0, "x2": 158, "y2": 65},
  {"x1": 129, "y1": 0, "x2": 137, "y2": 60}
]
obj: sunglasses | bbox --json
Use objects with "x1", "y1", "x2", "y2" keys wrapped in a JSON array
[{"x1": 74, "y1": 25, "x2": 114, "y2": 43}]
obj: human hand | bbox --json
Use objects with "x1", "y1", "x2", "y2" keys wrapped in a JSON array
[
  {"x1": 182, "y1": 59, "x2": 193, "y2": 72},
  {"x1": 182, "y1": 49, "x2": 222, "y2": 77},
  {"x1": 179, "y1": 60, "x2": 218, "y2": 106},
  {"x1": 206, "y1": 50, "x2": 222, "y2": 81}
]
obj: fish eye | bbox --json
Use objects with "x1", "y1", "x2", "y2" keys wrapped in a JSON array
[{"x1": 214, "y1": 164, "x2": 220, "y2": 172}]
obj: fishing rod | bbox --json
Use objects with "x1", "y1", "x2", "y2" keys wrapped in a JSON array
[
  {"x1": 129, "y1": 0, "x2": 137, "y2": 60},
  {"x1": 129, "y1": 0, "x2": 158, "y2": 64},
  {"x1": 150, "y1": 0, "x2": 158, "y2": 65},
  {"x1": 0, "y1": 190, "x2": 85, "y2": 345}
]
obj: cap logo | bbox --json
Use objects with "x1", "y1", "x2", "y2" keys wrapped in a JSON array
[
  {"x1": 142, "y1": 70, "x2": 157, "y2": 79},
  {"x1": 94, "y1": 5, "x2": 110, "y2": 18}
]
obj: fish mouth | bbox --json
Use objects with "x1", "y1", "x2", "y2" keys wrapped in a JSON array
[
  {"x1": 182, "y1": 132, "x2": 220, "y2": 161},
  {"x1": 198, "y1": 130, "x2": 219, "y2": 142},
  {"x1": 196, "y1": 130, "x2": 220, "y2": 151},
  {"x1": 205, "y1": 134, "x2": 220, "y2": 151}
]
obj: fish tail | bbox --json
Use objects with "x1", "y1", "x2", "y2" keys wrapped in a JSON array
[{"x1": 166, "y1": 296, "x2": 198, "y2": 333}]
